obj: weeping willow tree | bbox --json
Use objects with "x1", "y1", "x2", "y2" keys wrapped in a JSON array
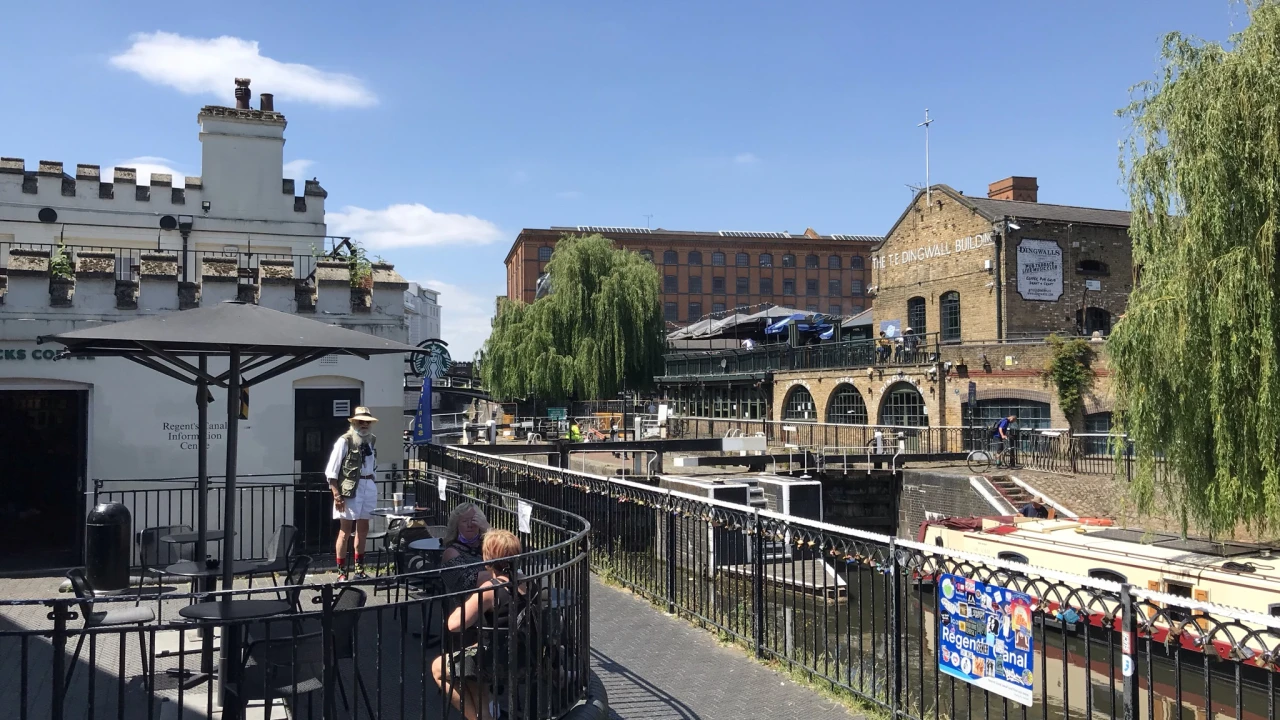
[
  {"x1": 479, "y1": 234, "x2": 664, "y2": 402},
  {"x1": 1110, "y1": 1, "x2": 1280, "y2": 535}
]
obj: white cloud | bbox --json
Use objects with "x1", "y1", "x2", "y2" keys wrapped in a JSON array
[
  {"x1": 327, "y1": 204, "x2": 503, "y2": 250},
  {"x1": 110, "y1": 31, "x2": 376, "y2": 108},
  {"x1": 555, "y1": 190, "x2": 582, "y2": 200},
  {"x1": 734, "y1": 152, "x2": 760, "y2": 165},
  {"x1": 283, "y1": 159, "x2": 315, "y2": 181},
  {"x1": 419, "y1": 278, "x2": 496, "y2": 359},
  {"x1": 108, "y1": 156, "x2": 190, "y2": 184}
]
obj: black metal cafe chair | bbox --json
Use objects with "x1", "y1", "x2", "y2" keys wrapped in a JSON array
[
  {"x1": 242, "y1": 524, "x2": 298, "y2": 588},
  {"x1": 65, "y1": 569, "x2": 155, "y2": 694}
]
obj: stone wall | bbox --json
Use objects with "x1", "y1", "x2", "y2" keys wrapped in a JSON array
[{"x1": 897, "y1": 470, "x2": 1004, "y2": 537}]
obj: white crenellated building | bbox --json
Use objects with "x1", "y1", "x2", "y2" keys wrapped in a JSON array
[
  {"x1": 404, "y1": 282, "x2": 441, "y2": 347},
  {"x1": 0, "y1": 80, "x2": 411, "y2": 571}
]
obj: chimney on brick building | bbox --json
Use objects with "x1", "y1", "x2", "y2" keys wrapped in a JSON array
[
  {"x1": 803, "y1": 227, "x2": 821, "y2": 239},
  {"x1": 259, "y1": 93, "x2": 274, "y2": 112},
  {"x1": 234, "y1": 78, "x2": 252, "y2": 109},
  {"x1": 988, "y1": 176, "x2": 1038, "y2": 202}
]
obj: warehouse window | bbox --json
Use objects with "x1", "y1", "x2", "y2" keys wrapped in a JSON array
[
  {"x1": 712, "y1": 302, "x2": 726, "y2": 314},
  {"x1": 828, "y1": 255, "x2": 841, "y2": 269},
  {"x1": 687, "y1": 302, "x2": 701, "y2": 321},
  {"x1": 828, "y1": 279, "x2": 841, "y2": 296},
  {"x1": 805, "y1": 254, "x2": 819, "y2": 269},
  {"x1": 639, "y1": 250, "x2": 653, "y2": 262},
  {"x1": 907, "y1": 296, "x2": 927, "y2": 335},
  {"x1": 736, "y1": 276, "x2": 749, "y2": 294},
  {"x1": 850, "y1": 255, "x2": 864, "y2": 270},
  {"x1": 783, "y1": 279, "x2": 795, "y2": 295},
  {"x1": 537, "y1": 246, "x2": 552, "y2": 262},
  {"x1": 782, "y1": 386, "x2": 816, "y2": 421},
  {"x1": 688, "y1": 276, "x2": 702, "y2": 294},
  {"x1": 782, "y1": 254, "x2": 796, "y2": 268},
  {"x1": 736, "y1": 252, "x2": 749, "y2": 267},
  {"x1": 663, "y1": 250, "x2": 678, "y2": 264},
  {"x1": 712, "y1": 277, "x2": 725, "y2": 294},
  {"x1": 940, "y1": 291, "x2": 961, "y2": 342},
  {"x1": 759, "y1": 253, "x2": 773, "y2": 268},
  {"x1": 688, "y1": 251, "x2": 702, "y2": 266},
  {"x1": 664, "y1": 275, "x2": 677, "y2": 293},
  {"x1": 880, "y1": 383, "x2": 928, "y2": 427},
  {"x1": 827, "y1": 385, "x2": 868, "y2": 425},
  {"x1": 663, "y1": 302, "x2": 677, "y2": 321},
  {"x1": 711, "y1": 251, "x2": 726, "y2": 266},
  {"x1": 760, "y1": 277, "x2": 773, "y2": 294},
  {"x1": 850, "y1": 279, "x2": 864, "y2": 296},
  {"x1": 805, "y1": 279, "x2": 818, "y2": 296}
]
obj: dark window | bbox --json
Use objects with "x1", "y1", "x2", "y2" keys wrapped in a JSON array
[
  {"x1": 880, "y1": 382, "x2": 928, "y2": 427},
  {"x1": 664, "y1": 275, "x2": 677, "y2": 293},
  {"x1": 537, "y1": 246, "x2": 552, "y2": 262},
  {"x1": 827, "y1": 385, "x2": 868, "y2": 424},
  {"x1": 711, "y1": 252, "x2": 726, "y2": 266},
  {"x1": 663, "y1": 302, "x2": 678, "y2": 321},
  {"x1": 688, "y1": 251, "x2": 702, "y2": 266},
  {"x1": 828, "y1": 255, "x2": 841, "y2": 269},
  {"x1": 687, "y1": 302, "x2": 702, "y2": 321},
  {"x1": 712, "y1": 277, "x2": 725, "y2": 294},
  {"x1": 850, "y1": 255, "x2": 864, "y2": 270},
  {"x1": 1269, "y1": 604, "x2": 1280, "y2": 618},
  {"x1": 639, "y1": 249, "x2": 654, "y2": 262},
  {"x1": 966, "y1": 400, "x2": 1051, "y2": 430},
  {"x1": 851, "y1": 304, "x2": 864, "y2": 314},
  {"x1": 851, "y1": 279, "x2": 864, "y2": 296},
  {"x1": 783, "y1": 386, "x2": 816, "y2": 421},
  {"x1": 805, "y1": 254, "x2": 819, "y2": 269},
  {"x1": 1089, "y1": 568, "x2": 1127, "y2": 584},
  {"x1": 783, "y1": 279, "x2": 795, "y2": 295},
  {"x1": 663, "y1": 250, "x2": 678, "y2": 264},
  {"x1": 688, "y1": 276, "x2": 702, "y2": 294},
  {"x1": 828, "y1": 279, "x2": 841, "y2": 296},
  {"x1": 940, "y1": 291, "x2": 960, "y2": 342},
  {"x1": 806, "y1": 304, "x2": 819, "y2": 312},
  {"x1": 805, "y1": 279, "x2": 818, "y2": 296},
  {"x1": 828, "y1": 304, "x2": 842, "y2": 315},
  {"x1": 759, "y1": 253, "x2": 773, "y2": 268},
  {"x1": 907, "y1": 296, "x2": 927, "y2": 335},
  {"x1": 1078, "y1": 259, "x2": 1109, "y2": 275},
  {"x1": 998, "y1": 552, "x2": 1030, "y2": 564},
  {"x1": 736, "y1": 276, "x2": 749, "y2": 294},
  {"x1": 782, "y1": 254, "x2": 796, "y2": 268},
  {"x1": 736, "y1": 252, "x2": 749, "y2": 267},
  {"x1": 712, "y1": 302, "x2": 726, "y2": 314},
  {"x1": 1164, "y1": 581, "x2": 1193, "y2": 622},
  {"x1": 760, "y1": 277, "x2": 773, "y2": 294},
  {"x1": 1078, "y1": 307, "x2": 1111, "y2": 336},
  {"x1": 1083, "y1": 412, "x2": 1114, "y2": 456}
]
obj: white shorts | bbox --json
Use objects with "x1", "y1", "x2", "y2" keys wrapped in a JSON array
[{"x1": 333, "y1": 477, "x2": 377, "y2": 521}]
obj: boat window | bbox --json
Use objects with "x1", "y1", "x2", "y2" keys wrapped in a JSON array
[
  {"x1": 1164, "y1": 580, "x2": 1193, "y2": 622},
  {"x1": 1270, "y1": 604, "x2": 1280, "y2": 618},
  {"x1": 997, "y1": 551, "x2": 1029, "y2": 564},
  {"x1": 1088, "y1": 568, "x2": 1127, "y2": 584}
]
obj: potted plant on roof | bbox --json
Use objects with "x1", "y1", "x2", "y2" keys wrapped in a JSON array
[
  {"x1": 347, "y1": 242, "x2": 374, "y2": 311},
  {"x1": 49, "y1": 243, "x2": 74, "y2": 306}
]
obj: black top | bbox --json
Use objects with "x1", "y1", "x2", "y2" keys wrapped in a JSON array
[
  {"x1": 161, "y1": 529, "x2": 230, "y2": 544},
  {"x1": 371, "y1": 507, "x2": 433, "y2": 519},
  {"x1": 166, "y1": 560, "x2": 262, "y2": 577},
  {"x1": 178, "y1": 599, "x2": 291, "y2": 621}
]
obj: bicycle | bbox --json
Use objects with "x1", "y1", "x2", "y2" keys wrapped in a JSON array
[{"x1": 966, "y1": 440, "x2": 1016, "y2": 474}]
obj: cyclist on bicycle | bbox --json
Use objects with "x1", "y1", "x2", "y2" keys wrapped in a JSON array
[{"x1": 992, "y1": 414, "x2": 1017, "y2": 454}]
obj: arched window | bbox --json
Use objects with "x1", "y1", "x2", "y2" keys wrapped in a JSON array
[
  {"x1": 782, "y1": 386, "x2": 816, "y2": 420},
  {"x1": 711, "y1": 251, "x2": 726, "y2": 266},
  {"x1": 1078, "y1": 259, "x2": 1109, "y2": 275},
  {"x1": 663, "y1": 250, "x2": 678, "y2": 264},
  {"x1": 965, "y1": 399, "x2": 1051, "y2": 430},
  {"x1": 736, "y1": 252, "x2": 749, "y2": 267},
  {"x1": 805, "y1": 254, "x2": 819, "y2": 269},
  {"x1": 639, "y1": 249, "x2": 654, "y2": 262},
  {"x1": 880, "y1": 383, "x2": 928, "y2": 427},
  {"x1": 688, "y1": 251, "x2": 702, "y2": 266},
  {"x1": 827, "y1": 385, "x2": 868, "y2": 425},
  {"x1": 782, "y1": 254, "x2": 796, "y2": 268},
  {"x1": 850, "y1": 255, "x2": 864, "y2": 270},
  {"x1": 940, "y1": 291, "x2": 961, "y2": 342},
  {"x1": 759, "y1": 253, "x2": 773, "y2": 268},
  {"x1": 907, "y1": 296, "x2": 927, "y2": 335},
  {"x1": 537, "y1": 246, "x2": 552, "y2": 262},
  {"x1": 828, "y1": 255, "x2": 841, "y2": 269}
]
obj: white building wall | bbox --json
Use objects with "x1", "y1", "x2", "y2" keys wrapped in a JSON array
[{"x1": 404, "y1": 282, "x2": 442, "y2": 347}]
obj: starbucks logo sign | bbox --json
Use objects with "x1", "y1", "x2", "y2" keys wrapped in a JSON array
[{"x1": 411, "y1": 340, "x2": 452, "y2": 379}]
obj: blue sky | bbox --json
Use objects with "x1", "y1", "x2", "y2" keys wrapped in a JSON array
[{"x1": 1, "y1": 2, "x2": 1245, "y2": 355}]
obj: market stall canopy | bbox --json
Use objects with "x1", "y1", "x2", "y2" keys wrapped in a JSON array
[{"x1": 841, "y1": 308, "x2": 874, "y2": 329}]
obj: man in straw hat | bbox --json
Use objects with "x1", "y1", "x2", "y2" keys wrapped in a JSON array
[{"x1": 326, "y1": 406, "x2": 379, "y2": 580}]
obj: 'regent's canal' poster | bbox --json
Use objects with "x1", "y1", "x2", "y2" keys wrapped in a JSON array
[{"x1": 937, "y1": 573, "x2": 1035, "y2": 706}]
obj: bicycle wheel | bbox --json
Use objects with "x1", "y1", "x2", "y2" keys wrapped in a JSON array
[
  {"x1": 967, "y1": 450, "x2": 992, "y2": 474},
  {"x1": 998, "y1": 448, "x2": 1016, "y2": 469}
]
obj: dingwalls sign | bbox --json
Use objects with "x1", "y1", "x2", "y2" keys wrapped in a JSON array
[{"x1": 1016, "y1": 239, "x2": 1063, "y2": 302}]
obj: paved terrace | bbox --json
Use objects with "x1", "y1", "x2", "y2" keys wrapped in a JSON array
[{"x1": 0, "y1": 570, "x2": 861, "y2": 720}]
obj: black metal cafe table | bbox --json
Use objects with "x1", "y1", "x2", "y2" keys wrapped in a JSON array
[
  {"x1": 179, "y1": 599, "x2": 291, "y2": 719},
  {"x1": 163, "y1": 560, "x2": 266, "y2": 687},
  {"x1": 161, "y1": 529, "x2": 232, "y2": 544}
]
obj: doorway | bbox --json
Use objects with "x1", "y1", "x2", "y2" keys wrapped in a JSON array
[
  {"x1": 293, "y1": 388, "x2": 361, "y2": 555},
  {"x1": 0, "y1": 390, "x2": 88, "y2": 572}
]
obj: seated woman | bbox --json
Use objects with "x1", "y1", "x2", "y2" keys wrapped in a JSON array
[
  {"x1": 440, "y1": 502, "x2": 490, "y2": 594},
  {"x1": 431, "y1": 529, "x2": 526, "y2": 720}
]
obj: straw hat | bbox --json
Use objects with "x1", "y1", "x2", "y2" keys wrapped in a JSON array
[{"x1": 349, "y1": 406, "x2": 378, "y2": 423}]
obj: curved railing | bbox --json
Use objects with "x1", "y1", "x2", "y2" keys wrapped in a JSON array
[{"x1": 1, "y1": 470, "x2": 593, "y2": 720}]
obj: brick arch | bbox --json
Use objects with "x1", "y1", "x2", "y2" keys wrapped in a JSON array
[
  {"x1": 972, "y1": 388, "x2": 1051, "y2": 404},
  {"x1": 781, "y1": 384, "x2": 817, "y2": 421},
  {"x1": 826, "y1": 383, "x2": 869, "y2": 425},
  {"x1": 877, "y1": 381, "x2": 929, "y2": 427}
]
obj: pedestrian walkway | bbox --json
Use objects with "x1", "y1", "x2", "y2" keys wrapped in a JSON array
[{"x1": 589, "y1": 577, "x2": 863, "y2": 720}]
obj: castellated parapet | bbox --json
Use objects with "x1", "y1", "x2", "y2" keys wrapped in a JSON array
[
  {"x1": 0, "y1": 158, "x2": 323, "y2": 217},
  {"x1": 0, "y1": 251, "x2": 408, "y2": 321}
]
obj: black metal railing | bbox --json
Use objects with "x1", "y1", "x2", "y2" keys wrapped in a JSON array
[
  {"x1": 431, "y1": 444, "x2": 1280, "y2": 720},
  {"x1": 662, "y1": 333, "x2": 941, "y2": 378},
  {"x1": 665, "y1": 417, "x2": 972, "y2": 454},
  {"x1": 0, "y1": 240, "x2": 321, "y2": 285},
  {"x1": 3, "y1": 470, "x2": 592, "y2": 720}
]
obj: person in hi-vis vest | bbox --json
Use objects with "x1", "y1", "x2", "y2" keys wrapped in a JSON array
[{"x1": 326, "y1": 406, "x2": 378, "y2": 580}]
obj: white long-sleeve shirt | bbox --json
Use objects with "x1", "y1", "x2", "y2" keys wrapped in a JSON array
[{"x1": 325, "y1": 434, "x2": 377, "y2": 483}]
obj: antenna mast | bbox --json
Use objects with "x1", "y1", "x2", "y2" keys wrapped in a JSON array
[
  {"x1": 918, "y1": 109, "x2": 933, "y2": 206},
  {"x1": 642, "y1": 214, "x2": 654, "y2": 229}
]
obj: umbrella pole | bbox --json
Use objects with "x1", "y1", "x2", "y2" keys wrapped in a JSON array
[
  {"x1": 221, "y1": 348, "x2": 240, "y2": 592},
  {"x1": 196, "y1": 356, "x2": 208, "y2": 564}
]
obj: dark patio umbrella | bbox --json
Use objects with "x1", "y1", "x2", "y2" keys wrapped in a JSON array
[{"x1": 38, "y1": 301, "x2": 424, "y2": 589}]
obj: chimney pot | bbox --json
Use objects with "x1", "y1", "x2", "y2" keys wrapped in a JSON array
[
  {"x1": 988, "y1": 176, "x2": 1038, "y2": 203},
  {"x1": 259, "y1": 93, "x2": 274, "y2": 112},
  {"x1": 234, "y1": 78, "x2": 252, "y2": 109}
]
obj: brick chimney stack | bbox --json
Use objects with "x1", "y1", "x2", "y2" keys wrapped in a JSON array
[
  {"x1": 234, "y1": 78, "x2": 252, "y2": 109},
  {"x1": 988, "y1": 176, "x2": 1038, "y2": 202}
]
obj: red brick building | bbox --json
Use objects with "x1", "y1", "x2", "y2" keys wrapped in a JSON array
[{"x1": 504, "y1": 226, "x2": 880, "y2": 326}]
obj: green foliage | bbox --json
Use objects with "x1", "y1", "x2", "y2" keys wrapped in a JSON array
[
  {"x1": 1043, "y1": 335, "x2": 1094, "y2": 419},
  {"x1": 49, "y1": 244, "x2": 73, "y2": 280},
  {"x1": 1110, "y1": 1, "x2": 1280, "y2": 534},
  {"x1": 479, "y1": 234, "x2": 663, "y2": 402}
]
